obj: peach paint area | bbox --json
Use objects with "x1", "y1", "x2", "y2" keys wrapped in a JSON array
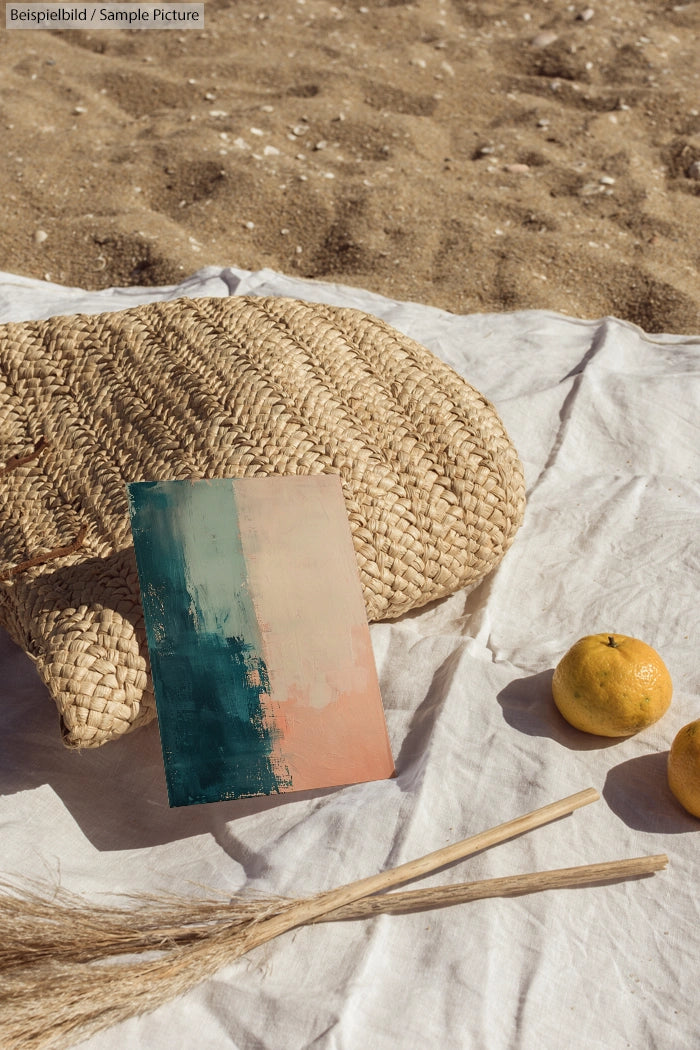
[{"x1": 234, "y1": 474, "x2": 395, "y2": 792}]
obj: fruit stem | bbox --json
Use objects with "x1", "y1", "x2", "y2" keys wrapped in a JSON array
[{"x1": 607, "y1": 636, "x2": 618, "y2": 648}]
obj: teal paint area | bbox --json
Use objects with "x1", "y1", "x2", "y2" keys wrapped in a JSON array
[{"x1": 127, "y1": 478, "x2": 292, "y2": 807}]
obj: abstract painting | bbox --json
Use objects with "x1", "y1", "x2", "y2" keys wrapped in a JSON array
[{"x1": 127, "y1": 475, "x2": 395, "y2": 807}]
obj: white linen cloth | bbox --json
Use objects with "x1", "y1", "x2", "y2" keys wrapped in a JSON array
[{"x1": 0, "y1": 266, "x2": 698, "y2": 1050}]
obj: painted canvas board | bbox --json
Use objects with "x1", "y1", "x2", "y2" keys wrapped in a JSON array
[{"x1": 127, "y1": 475, "x2": 395, "y2": 807}]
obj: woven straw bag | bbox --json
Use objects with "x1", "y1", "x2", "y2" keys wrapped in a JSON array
[{"x1": 0, "y1": 296, "x2": 525, "y2": 748}]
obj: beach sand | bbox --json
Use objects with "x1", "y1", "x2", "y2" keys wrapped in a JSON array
[{"x1": 1, "y1": 0, "x2": 699, "y2": 333}]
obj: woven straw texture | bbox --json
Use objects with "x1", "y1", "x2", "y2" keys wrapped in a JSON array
[{"x1": 0, "y1": 295, "x2": 525, "y2": 748}]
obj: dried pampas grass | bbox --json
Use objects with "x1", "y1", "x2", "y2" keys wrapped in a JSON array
[
  {"x1": 0, "y1": 790, "x2": 667, "y2": 1050},
  {"x1": 2, "y1": 893, "x2": 297, "y2": 1050}
]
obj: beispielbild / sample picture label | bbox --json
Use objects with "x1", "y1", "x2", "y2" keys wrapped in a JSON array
[{"x1": 5, "y1": 4, "x2": 204, "y2": 30}]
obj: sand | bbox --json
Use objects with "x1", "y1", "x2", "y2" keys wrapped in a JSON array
[{"x1": 1, "y1": 0, "x2": 699, "y2": 333}]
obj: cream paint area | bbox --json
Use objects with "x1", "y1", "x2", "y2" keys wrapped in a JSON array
[{"x1": 234, "y1": 474, "x2": 372, "y2": 712}]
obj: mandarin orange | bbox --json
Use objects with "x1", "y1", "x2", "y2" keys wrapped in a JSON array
[
  {"x1": 552, "y1": 633, "x2": 672, "y2": 737},
  {"x1": 668, "y1": 719, "x2": 700, "y2": 818}
]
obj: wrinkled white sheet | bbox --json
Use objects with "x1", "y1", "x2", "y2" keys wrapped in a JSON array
[{"x1": 1, "y1": 267, "x2": 698, "y2": 1050}]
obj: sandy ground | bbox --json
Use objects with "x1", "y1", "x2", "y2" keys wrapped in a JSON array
[{"x1": 1, "y1": 0, "x2": 699, "y2": 333}]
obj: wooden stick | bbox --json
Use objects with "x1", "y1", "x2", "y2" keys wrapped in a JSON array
[
  {"x1": 238, "y1": 787, "x2": 600, "y2": 955},
  {"x1": 314, "y1": 854, "x2": 669, "y2": 921}
]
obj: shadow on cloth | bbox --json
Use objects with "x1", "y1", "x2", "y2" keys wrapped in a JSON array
[
  {"x1": 603, "y1": 752, "x2": 697, "y2": 834},
  {"x1": 497, "y1": 669, "x2": 620, "y2": 751},
  {"x1": 391, "y1": 644, "x2": 464, "y2": 793},
  {"x1": 0, "y1": 630, "x2": 339, "y2": 857}
]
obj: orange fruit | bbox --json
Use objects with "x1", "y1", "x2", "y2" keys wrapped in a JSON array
[
  {"x1": 552, "y1": 633, "x2": 672, "y2": 737},
  {"x1": 667, "y1": 720, "x2": 700, "y2": 818}
]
